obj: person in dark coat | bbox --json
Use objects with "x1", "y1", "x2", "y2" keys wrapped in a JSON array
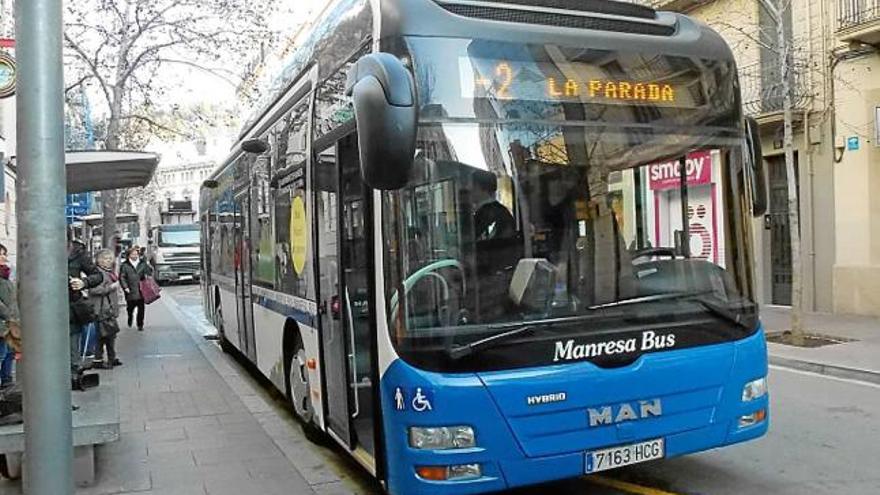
[
  {"x1": 68, "y1": 237, "x2": 103, "y2": 373},
  {"x1": 90, "y1": 249, "x2": 121, "y2": 368},
  {"x1": 472, "y1": 170, "x2": 516, "y2": 241},
  {"x1": 119, "y1": 246, "x2": 153, "y2": 331}
]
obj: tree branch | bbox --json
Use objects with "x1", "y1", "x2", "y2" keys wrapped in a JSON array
[
  {"x1": 64, "y1": 33, "x2": 114, "y2": 108},
  {"x1": 64, "y1": 74, "x2": 92, "y2": 95},
  {"x1": 149, "y1": 58, "x2": 242, "y2": 87},
  {"x1": 119, "y1": 114, "x2": 197, "y2": 139}
]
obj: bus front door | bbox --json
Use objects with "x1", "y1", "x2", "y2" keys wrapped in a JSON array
[{"x1": 315, "y1": 135, "x2": 377, "y2": 461}]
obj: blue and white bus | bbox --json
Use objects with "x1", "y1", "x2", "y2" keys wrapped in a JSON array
[{"x1": 200, "y1": 0, "x2": 770, "y2": 493}]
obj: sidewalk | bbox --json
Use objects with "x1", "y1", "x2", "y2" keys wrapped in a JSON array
[
  {"x1": 0, "y1": 290, "x2": 361, "y2": 495},
  {"x1": 762, "y1": 306, "x2": 880, "y2": 384}
]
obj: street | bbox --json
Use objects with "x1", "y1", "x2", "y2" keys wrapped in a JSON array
[{"x1": 165, "y1": 286, "x2": 880, "y2": 495}]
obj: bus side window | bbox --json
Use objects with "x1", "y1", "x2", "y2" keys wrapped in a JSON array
[{"x1": 252, "y1": 151, "x2": 275, "y2": 288}]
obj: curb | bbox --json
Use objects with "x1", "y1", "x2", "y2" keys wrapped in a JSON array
[{"x1": 769, "y1": 354, "x2": 880, "y2": 385}]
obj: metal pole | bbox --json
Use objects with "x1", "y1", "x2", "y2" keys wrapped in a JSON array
[{"x1": 15, "y1": 0, "x2": 74, "y2": 492}]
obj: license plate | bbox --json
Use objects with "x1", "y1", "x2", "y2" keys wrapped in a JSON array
[
  {"x1": 585, "y1": 438, "x2": 664, "y2": 473},
  {"x1": 179, "y1": 275, "x2": 193, "y2": 281}
]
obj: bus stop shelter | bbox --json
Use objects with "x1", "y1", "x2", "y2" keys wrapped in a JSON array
[
  {"x1": 65, "y1": 151, "x2": 160, "y2": 194},
  {"x1": 0, "y1": 149, "x2": 160, "y2": 484}
]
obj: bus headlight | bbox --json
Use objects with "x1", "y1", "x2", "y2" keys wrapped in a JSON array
[
  {"x1": 409, "y1": 426, "x2": 475, "y2": 450},
  {"x1": 741, "y1": 377, "x2": 767, "y2": 402}
]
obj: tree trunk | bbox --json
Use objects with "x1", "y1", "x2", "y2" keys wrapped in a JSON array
[
  {"x1": 101, "y1": 189, "x2": 117, "y2": 251},
  {"x1": 776, "y1": 0, "x2": 804, "y2": 343},
  {"x1": 100, "y1": 2, "x2": 133, "y2": 257}
]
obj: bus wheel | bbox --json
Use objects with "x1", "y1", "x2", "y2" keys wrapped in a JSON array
[
  {"x1": 288, "y1": 335, "x2": 324, "y2": 443},
  {"x1": 289, "y1": 336, "x2": 313, "y2": 423},
  {"x1": 215, "y1": 307, "x2": 232, "y2": 354}
]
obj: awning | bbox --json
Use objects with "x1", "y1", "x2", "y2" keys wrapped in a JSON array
[
  {"x1": 77, "y1": 213, "x2": 139, "y2": 226},
  {"x1": 65, "y1": 150, "x2": 160, "y2": 193}
]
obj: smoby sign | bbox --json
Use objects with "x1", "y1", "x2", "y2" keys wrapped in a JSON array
[{"x1": 648, "y1": 150, "x2": 712, "y2": 191}]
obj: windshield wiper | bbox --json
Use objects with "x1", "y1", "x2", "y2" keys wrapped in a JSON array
[
  {"x1": 688, "y1": 296, "x2": 753, "y2": 329},
  {"x1": 448, "y1": 323, "x2": 538, "y2": 360},
  {"x1": 588, "y1": 292, "x2": 695, "y2": 309},
  {"x1": 591, "y1": 291, "x2": 752, "y2": 329}
]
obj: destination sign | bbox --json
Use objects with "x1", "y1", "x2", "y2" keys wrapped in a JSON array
[{"x1": 460, "y1": 57, "x2": 685, "y2": 106}]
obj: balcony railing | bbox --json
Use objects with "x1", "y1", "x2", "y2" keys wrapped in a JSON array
[
  {"x1": 622, "y1": 0, "x2": 713, "y2": 12},
  {"x1": 739, "y1": 58, "x2": 811, "y2": 117},
  {"x1": 839, "y1": 0, "x2": 880, "y2": 30}
]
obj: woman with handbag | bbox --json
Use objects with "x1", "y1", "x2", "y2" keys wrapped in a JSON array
[
  {"x1": 119, "y1": 246, "x2": 153, "y2": 332},
  {"x1": 90, "y1": 250, "x2": 121, "y2": 368}
]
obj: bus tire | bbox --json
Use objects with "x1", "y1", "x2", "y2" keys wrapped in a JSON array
[
  {"x1": 286, "y1": 332, "x2": 324, "y2": 444},
  {"x1": 215, "y1": 306, "x2": 233, "y2": 354}
]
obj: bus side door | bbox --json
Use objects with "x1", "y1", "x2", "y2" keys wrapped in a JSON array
[{"x1": 314, "y1": 134, "x2": 376, "y2": 457}]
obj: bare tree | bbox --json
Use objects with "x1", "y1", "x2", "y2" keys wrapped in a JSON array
[
  {"x1": 754, "y1": 0, "x2": 804, "y2": 342},
  {"x1": 63, "y1": 0, "x2": 277, "y2": 251}
]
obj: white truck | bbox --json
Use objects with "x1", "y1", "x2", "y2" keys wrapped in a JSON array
[{"x1": 146, "y1": 202, "x2": 201, "y2": 284}]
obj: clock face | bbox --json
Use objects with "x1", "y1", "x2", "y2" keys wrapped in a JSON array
[{"x1": 0, "y1": 52, "x2": 14, "y2": 98}]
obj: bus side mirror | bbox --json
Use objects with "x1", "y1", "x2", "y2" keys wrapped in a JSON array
[
  {"x1": 242, "y1": 138, "x2": 270, "y2": 155},
  {"x1": 745, "y1": 117, "x2": 767, "y2": 217},
  {"x1": 346, "y1": 52, "x2": 417, "y2": 190}
]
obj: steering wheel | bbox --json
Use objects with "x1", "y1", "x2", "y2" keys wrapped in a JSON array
[
  {"x1": 632, "y1": 247, "x2": 678, "y2": 260},
  {"x1": 389, "y1": 259, "x2": 466, "y2": 328}
]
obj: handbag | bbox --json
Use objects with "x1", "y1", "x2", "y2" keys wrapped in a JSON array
[
  {"x1": 96, "y1": 292, "x2": 117, "y2": 321},
  {"x1": 96, "y1": 295, "x2": 119, "y2": 337},
  {"x1": 98, "y1": 318, "x2": 120, "y2": 338},
  {"x1": 2, "y1": 320, "x2": 21, "y2": 353},
  {"x1": 139, "y1": 276, "x2": 161, "y2": 305}
]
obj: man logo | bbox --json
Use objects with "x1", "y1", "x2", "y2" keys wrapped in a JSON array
[{"x1": 587, "y1": 399, "x2": 662, "y2": 427}]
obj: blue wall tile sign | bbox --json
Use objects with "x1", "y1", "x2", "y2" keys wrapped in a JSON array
[{"x1": 847, "y1": 136, "x2": 859, "y2": 151}]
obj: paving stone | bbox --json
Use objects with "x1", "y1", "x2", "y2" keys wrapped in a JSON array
[
  {"x1": 312, "y1": 480, "x2": 363, "y2": 495},
  {"x1": 192, "y1": 442, "x2": 282, "y2": 466},
  {"x1": 144, "y1": 426, "x2": 187, "y2": 444}
]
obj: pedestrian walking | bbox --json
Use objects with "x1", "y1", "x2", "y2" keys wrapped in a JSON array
[
  {"x1": 68, "y1": 235, "x2": 103, "y2": 374},
  {"x1": 120, "y1": 246, "x2": 153, "y2": 331},
  {"x1": 90, "y1": 249, "x2": 121, "y2": 369},
  {"x1": 0, "y1": 244, "x2": 19, "y2": 389}
]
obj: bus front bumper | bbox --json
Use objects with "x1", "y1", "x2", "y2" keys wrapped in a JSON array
[{"x1": 381, "y1": 328, "x2": 769, "y2": 495}]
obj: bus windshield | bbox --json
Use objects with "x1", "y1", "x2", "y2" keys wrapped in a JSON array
[{"x1": 381, "y1": 38, "x2": 756, "y2": 372}]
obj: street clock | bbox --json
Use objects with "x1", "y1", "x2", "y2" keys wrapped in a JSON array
[{"x1": 0, "y1": 52, "x2": 14, "y2": 99}]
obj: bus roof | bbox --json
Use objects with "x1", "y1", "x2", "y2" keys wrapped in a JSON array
[{"x1": 208, "y1": 0, "x2": 735, "y2": 184}]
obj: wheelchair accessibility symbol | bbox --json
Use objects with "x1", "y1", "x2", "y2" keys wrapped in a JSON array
[{"x1": 412, "y1": 387, "x2": 433, "y2": 412}]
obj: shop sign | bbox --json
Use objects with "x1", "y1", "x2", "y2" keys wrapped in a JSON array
[
  {"x1": 0, "y1": 52, "x2": 14, "y2": 99},
  {"x1": 647, "y1": 150, "x2": 712, "y2": 191}
]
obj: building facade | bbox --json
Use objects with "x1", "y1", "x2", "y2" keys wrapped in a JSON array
[
  {"x1": 635, "y1": 0, "x2": 880, "y2": 316},
  {"x1": 152, "y1": 161, "x2": 215, "y2": 206}
]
